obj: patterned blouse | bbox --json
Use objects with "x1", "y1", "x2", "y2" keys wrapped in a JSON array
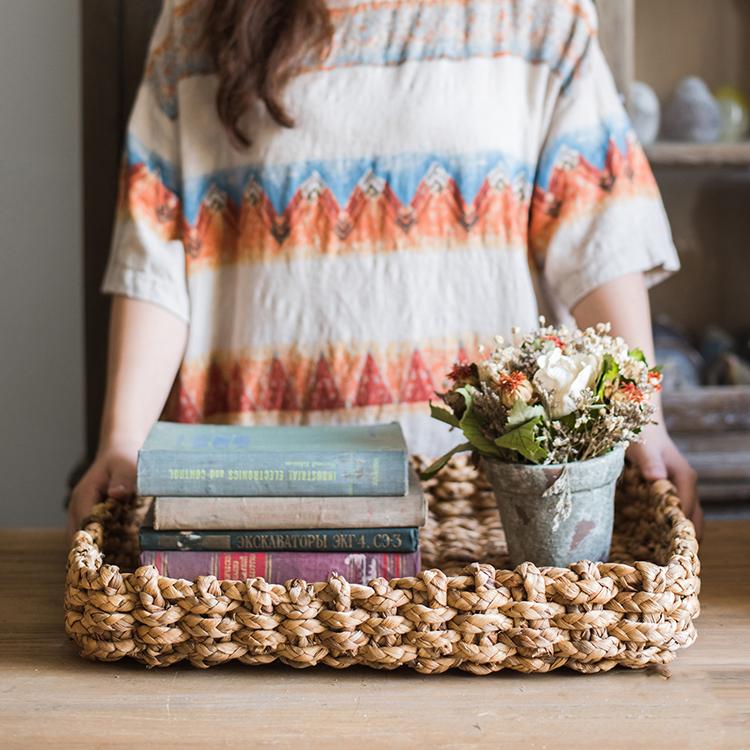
[{"x1": 103, "y1": 0, "x2": 678, "y2": 455}]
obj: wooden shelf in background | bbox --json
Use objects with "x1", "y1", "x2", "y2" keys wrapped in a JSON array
[
  {"x1": 674, "y1": 432, "x2": 750, "y2": 481},
  {"x1": 666, "y1": 386, "x2": 750, "y2": 505},
  {"x1": 697, "y1": 481, "x2": 750, "y2": 502},
  {"x1": 646, "y1": 141, "x2": 750, "y2": 166},
  {"x1": 663, "y1": 385, "x2": 750, "y2": 432}
]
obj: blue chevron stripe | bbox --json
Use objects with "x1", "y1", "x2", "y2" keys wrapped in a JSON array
[{"x1": 127, "y1": 116, "x2": 635, "y2": 225}]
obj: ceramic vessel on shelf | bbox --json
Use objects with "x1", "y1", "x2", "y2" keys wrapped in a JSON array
[
  {"x1": 662, "y1": 76, "x2": 721, "y2": 143},
  {"x1": 630, "y1": 81, "x2": 660, "y2": 146},
  {"x1": 715, "y1": 85, "x2": 750, "y2": 142}
]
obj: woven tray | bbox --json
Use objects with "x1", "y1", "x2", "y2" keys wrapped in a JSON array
[{"x1": 65, "y1": 456, "x2": 700, "y2": 674}]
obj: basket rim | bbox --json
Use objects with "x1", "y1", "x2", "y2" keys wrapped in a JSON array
[{"x1": 67, "y1": 470, "x2": 699, "y2": 594}]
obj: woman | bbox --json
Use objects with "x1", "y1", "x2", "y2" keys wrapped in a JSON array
[{"x1": 68, "y1": 0, "x2": 702, "y2": 535}]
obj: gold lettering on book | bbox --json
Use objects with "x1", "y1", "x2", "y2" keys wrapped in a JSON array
[
  {"x1": 168, "y1": 468, "x2": 207, "y2": 481},
  {"x1": 227, "y1": 532, "x2": 409, "y2": 552},
  {"x1": 333, "y1": 533, "x2": 353, "y2": 549},
  {"x1": 286, "y1": 470, "x2": 337, "y2": 481},
  {"x1": 226, "y1": 469, "x2": 286, "y2": 482},
  {"x1": 373, "y1": 532, "x2": 403, "y2": 549},
  {"x1": 235, "y1": 533, "x2": 329, "y2": 550}
]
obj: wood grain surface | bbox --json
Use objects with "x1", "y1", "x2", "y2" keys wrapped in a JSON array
[{"x1": 1, "y1": 524, "x2": 748, "y2": 749}]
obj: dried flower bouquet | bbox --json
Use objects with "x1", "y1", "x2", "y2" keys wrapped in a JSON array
[{"x1": 424, "y1": 320, "x2": 662, "y2": 478}]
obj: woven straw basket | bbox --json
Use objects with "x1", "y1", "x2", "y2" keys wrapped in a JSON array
[{"x1": 65, "y1": 456, "x2": 700, "y2": 674}]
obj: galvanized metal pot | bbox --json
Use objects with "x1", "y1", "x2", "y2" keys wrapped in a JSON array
[{"x1": 482, "y1": 446, "x2": 625, "y2": 568}]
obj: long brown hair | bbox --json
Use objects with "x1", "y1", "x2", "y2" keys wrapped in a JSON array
[{"x1": 202, "y1": 0, "x2": 333, "y2": 148}]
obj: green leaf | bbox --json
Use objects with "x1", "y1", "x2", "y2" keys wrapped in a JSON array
[
  {"x1": 459, "y1": 407, "x2": 501, "y2": 456},
  {"x1": 455, "y1": 386, "x2": 500, "y2": 456},
  {"x1": 557, "y1": 412, "x2": 577, "y2": 429},
  {"x1": 429, "y1": 403, "x2": 460, "y2": 428},
  {"x1": 455, "y1": 385, "x2": 479, "y2": 407},
  {"x1": 429, "y1": 389, "x2": 497, "y2": 458},
  {"x1": 629, "y1": 348, "x2": 647, "y2": 364},
  {"x1": 596, "y1": 354, "x2": 619, "y2": 399},
  {"x1": 494, "y1": 417, "x2": 548, "y2": 464},
  {"x1": 506, "y1": 399, "x2": 545, "y2": 428},
  {"x1": 419, "y1": 442, "x2": 473, "y2": 480}
]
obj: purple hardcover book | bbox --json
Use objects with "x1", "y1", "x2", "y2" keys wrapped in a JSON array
[{"x1": 140, "y1": 549, "x2": 421, "y2": 584}]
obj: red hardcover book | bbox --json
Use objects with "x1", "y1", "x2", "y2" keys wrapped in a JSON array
[{"x1": 140, "y1": 549, "x2": 421, "y2": 584}]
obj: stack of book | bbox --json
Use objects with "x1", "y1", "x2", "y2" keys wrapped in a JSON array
[{"x1": 137, "y1": 422, "x2": 425, "y2": 584}]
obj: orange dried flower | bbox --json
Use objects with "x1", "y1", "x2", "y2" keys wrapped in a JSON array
[
  {"x1": 648, "y1": 370, "x2": 663, "y2": 392},
  {"x1": 447, "y1": 362, "x2": 474, "y2": 385},
  {"x1": 498, "y1": 371, "x2": 533, "y2": 408},
  {"x1": 614, "y1": 382, "x2": 645, "y2": 403}
]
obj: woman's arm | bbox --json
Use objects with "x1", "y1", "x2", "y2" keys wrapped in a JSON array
[
  {"x1": 67, "y1": 295, "x2": 188, "y2": 537},
  {"x1": 572, "y1": 272, "x2": 703, "y2": 535}
]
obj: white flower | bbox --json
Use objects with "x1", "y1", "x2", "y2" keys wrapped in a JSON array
[
  {"x1": 533, "y1": 349, "x2": 601, "y2": 418},
  {"x1": 610, "y1": 336, "x2": 631, "y2": 365},
  {"x1": 621, "y1": 358, "x2": 647, "y2": 381}
]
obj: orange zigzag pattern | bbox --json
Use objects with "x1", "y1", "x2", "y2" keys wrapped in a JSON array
[
  {"x1": 529, "y1": 136, "x2": 659, "y2": 260},
  {"x1": 119, "y1": 161, "x2": 182, "y2": 242},
  {"x1": 166, "y1": 343, "x2": 477, "y2": 423},
  {"x1": 181, "y1": 168, "x2": 530, "y2": 268},
  {"x1": 122, "y1": 139, "x2": 658, "y2": 273}
]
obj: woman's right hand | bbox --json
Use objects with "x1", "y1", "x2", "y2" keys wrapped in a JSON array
[
  {"x1": 67, "y1": 440, "x2": 140, "y2": 541},
  {"x1": 66, "y1": 295, "x2": 189, "y2": 541}
]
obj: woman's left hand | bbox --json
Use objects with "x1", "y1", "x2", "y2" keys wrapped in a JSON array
[{"x1": 627, "y1": 423, "x2": 704, "y2": 539}]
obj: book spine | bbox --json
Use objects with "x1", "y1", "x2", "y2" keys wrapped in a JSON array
[
  {"x1": 137, "y1": 450, "x2": 407, "y2": 497},
  {"x1": 139, "y1": 527, "x2": 419, "y2": 553},
  {"x1": 151, "y1": 495, "x2": 427, "y2": 531},
  {"x1": 140, "y1": 550, "x2": 421, "y2": 585}
]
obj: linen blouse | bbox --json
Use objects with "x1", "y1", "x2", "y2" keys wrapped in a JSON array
[{"x1": 103, "y1": 0, "x2": 679, "y2": 456}]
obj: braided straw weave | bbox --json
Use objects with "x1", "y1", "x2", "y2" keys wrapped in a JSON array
[{"x1": 65, "y1": 456, "x2": 700, "y2": 673}]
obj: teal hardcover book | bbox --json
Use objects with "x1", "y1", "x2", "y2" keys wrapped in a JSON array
[
  {"x1": 138, "y1": 527, "x2": 419, "y2": 553},
  {"x1": 136, "y1": 422, "x2": 408, "y2": 497}
]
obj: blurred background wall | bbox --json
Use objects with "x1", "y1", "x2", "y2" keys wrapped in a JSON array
[{"x1": 0, "y1": 0, "x2": 84, "y2": 525}]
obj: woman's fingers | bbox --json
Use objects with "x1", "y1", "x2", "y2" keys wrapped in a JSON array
[
  {"x1": 689, "y1": 501, "x2": 704, "y2": 541},
  {"x1": 662, "y1": 442, "x2": 702, "y2": 539},
  {"x1": 629, "y1": 442, "x2": 668, "y2": 482},
  {"x1": 664, "y1": 446, "x2": 699, "y2": 523},
  {"x1": 67, "y1": 472, "x2": 104, "y2": 540},
  {"x1": 67, "y1": 450, "x2": 139, "y2": 543},
  {"x1": 68, "y1": 461, "x2": 111, "y2": 537},
  {"x1": 107, "y1": 458, "x2": 136, "y2": 499},
  {"x1": 107, "y1": 482, "x2": 129, "y2": 498},
  {"x1": 627, "y1": 431, "x2": 701, "y2": 534}
]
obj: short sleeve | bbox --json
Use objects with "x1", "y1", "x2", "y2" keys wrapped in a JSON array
[
  {"x1": 101, "y1": 0, "x2": 189, "y2": 322},
  {"x1": 528, "y1": 10, "x2": 679, "y2": 312}
]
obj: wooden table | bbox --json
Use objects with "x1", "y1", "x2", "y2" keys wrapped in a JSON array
[{"x1": 1, "y1": 524, "x2": 748, "y2": 749}]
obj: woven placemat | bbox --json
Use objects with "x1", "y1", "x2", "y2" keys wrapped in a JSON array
[{"x1": 65, "y1": 456, "x2": 700, "y2": 673}]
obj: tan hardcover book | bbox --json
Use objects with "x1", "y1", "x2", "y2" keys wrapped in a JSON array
[{"x1": 151, "y1": 466, "x2": 426, "y2": 530}]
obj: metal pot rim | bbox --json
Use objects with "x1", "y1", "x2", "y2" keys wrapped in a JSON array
[{"x1": 482, "y1": 444, "x2": 626, "y2": 472}]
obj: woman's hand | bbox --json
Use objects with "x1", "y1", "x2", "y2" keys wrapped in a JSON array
[
  {"x1": 65, "y1": 295, "x2": 188, "y2": 541},
  {"x1": 627, "y1": 422, "x2": 703, "y2": 539},
  {"x1": 67, "y1": 439, "x2": 139, "y2": 540},
  {"x1": 572, "y1": 273, "x2": 704, "y2": 539}
]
